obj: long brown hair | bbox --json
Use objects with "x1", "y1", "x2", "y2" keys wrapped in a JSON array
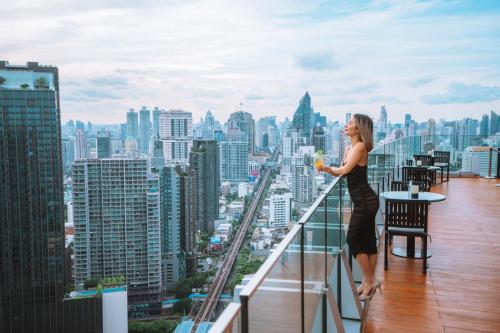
[{"x1": 353, "y1": 113, "x2": 374, "y2": 152}]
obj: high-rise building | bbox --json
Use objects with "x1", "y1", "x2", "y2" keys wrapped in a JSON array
[
  {"x1": 292, "y1": 92, "x2": 314, "y2": 141},
  {"x1": 427, "y1": 118, "x2": 436, "y2": 136},
  {"x1": 312, "y1": 124, "x2": 325, "y2": 153},
  {"x1": 62, "y1": 137, "x2": 76, "y2": 173},
  {"x1": 0, "y1": 61, "x2": 65, "y2": 332},
  {"x1": 462, "y1": 146, "x2": 498, "y2": 177},
  {"x1": 0, "y1": 61, "x2": 111, "y2": 333},
  {"x1": 480, "y1": 114, "x2": 489, "y2": 136},
  {"x1": 127, "y1": 108, "x2": 139, "y2": 141},
  {"x1": 159, "y1": 166, "x2": 185, "y2": 291},
  {"x1": 220, "y1": 141, "x2": 248, "y2": 183},
  {"x1": 203, "y1": 110, "x2": 215, "y2": 139},
  {"x1": 380, "y1": 106, "x2": 388, "y2": 127},
  {"x1": 291, "y1": 146, "x2": 315, "y2": 203},
  {"x1": 96, "y1": 131, "x2": 112, "y2": 158},
  {"x1": 189, "y1": 140, "x2": 220, "y2": 233},
  {"x1": 152, "y1": 107, "x2": 161, "y2": 138},
  {"x1": 256, "y1": 116, "x2": 278, "y2": 149},
  {"x1": 72, "y1": 159, "x2": 162, "y2": 314},
  {"x1": 76, "y1": 120, "x2": 85, "y2": 132},
  {"x1": 139, "y1": 106, "x2": 151, "y2": 154},
  {"x1": 159, "y1": 110, "x2": 193, "y2": 165},
  {"x1": 269, "y1": 193, "x2": 292, "y2": 228},
  {"x1": 228, "y1": 110, "x2": 255, "y2": 154},
  {"x1": 490, "y1": 111, "x2": 498, "y2": 135},
  {"x1": 75, "y1": 129, "x2": 89, "y2": 159}
]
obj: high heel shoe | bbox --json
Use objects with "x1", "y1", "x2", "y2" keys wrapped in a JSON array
[{"x1": 359, "y1": 280, "x2": 382, "y2": 301}]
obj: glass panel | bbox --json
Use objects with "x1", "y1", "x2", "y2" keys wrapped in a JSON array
[
  {"x1": 209, "y1": 302, "x2": 242, "y2": 333},
  {"x1": 247, "y1": 227, "x2": 303, "y2": 333}
]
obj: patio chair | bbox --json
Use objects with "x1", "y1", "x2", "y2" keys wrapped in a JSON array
[{"x1": 384, "y1": 199, "x2": 431, "y2": 274}]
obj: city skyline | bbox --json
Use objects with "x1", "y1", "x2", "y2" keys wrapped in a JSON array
[{"x1": 2, "y1": 1, "x2": 500, "y2": 124}]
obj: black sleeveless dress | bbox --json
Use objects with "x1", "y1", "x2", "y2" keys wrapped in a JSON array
[{"x1": 346, "y1": 165, "x2": 379, "y2": 257}]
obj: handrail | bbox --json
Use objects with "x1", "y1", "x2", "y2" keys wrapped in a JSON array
[
  {"x1": 238, "y1": 175, "x2": 344, "y2": 299},
  {"x1": 207, "y1": 302, "x2": 241, "y2": 333}
]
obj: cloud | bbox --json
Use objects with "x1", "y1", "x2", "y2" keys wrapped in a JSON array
[
  {"x1": 65, "y1": 89, "x2": 120, "y2": 101},
  {"x1": 421, "y1": 82, "x2": 500, "y2": 104},
  {"x1": 89, "y1": 76, "x2": 128, "y2": 88},
  {"x1": 296, "y1": 52, "x2": 339, "y2": 71},
  {"x1": 408, "y1": 76, "x2": 435, "y2": 87}
]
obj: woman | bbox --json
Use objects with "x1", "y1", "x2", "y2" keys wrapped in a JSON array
[{"x1": 317, "y1": 114, "x2": 381, "y2": 300}]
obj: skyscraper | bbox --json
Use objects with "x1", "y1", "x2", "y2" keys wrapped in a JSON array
[
  {"x1": 62, "y1": 137, "x2": 76, "y2": 174},
  {"x1": 269, "y1": 193, "x2": 292, "y2": 228},
  {"x1": 291, "y1": 146, "x2": 315, "y2": 203},
  {"x1": 152, "y1": 107, "x2": 161, "y2": 138},
  {"x1": 490, "y1": 110, "x2": 498, "y2": 135},
  {"x1": 345, "y1": 112, "x2": 352, "y2": 125},
  {"x1": 96, "y1": 131, "x2": 112, "y2": 158},
  {"x1": 75, "y1": 129, "x2": 89, "y2": 159},
  {"x1": 312, "y1": 124, "x2": 325, "y2": 153},
  {"x1": 139, "y1": 106, "x2": 151, "y2": 154},
  {"x1": 159, "y1": 110, "x2": 193, "y2": 165},
  {"x1": 228, "y1": 110, "x2": 255, "y2": 154},
  {"x1": 72, "y1": 159, "x2": 161, "y2": 314},
  {"x1": 159, "y1": 166, "x2": 185, "y2": 290},
  {"x1": 0, "y1": 61, "x2": 65, "y2": 332},
  {"x1": 480, "y1": 114, "x2": 489, "y2": 136},
  {"x1": 189, "y1": 140, "x2": 220, "y2": 233},
  {"x1": 220, "y1": 141, "x2": 248, "y2": 183},
  {"x1": 380, "y1": 106, "x2": 388, "y2": 127},
  {"x1": 127, "y1": 108, "x2": 139, "y2": 141},
  {"x1": 292, "y1": 92, "x2": 314, "y2": 141}
]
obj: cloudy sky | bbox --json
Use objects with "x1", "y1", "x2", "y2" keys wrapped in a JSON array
[{"x1": 2, "y1": 0, "x2": 500, "y2": 124}]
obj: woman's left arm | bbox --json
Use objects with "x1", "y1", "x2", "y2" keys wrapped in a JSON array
[{"x1": 324, "y1": 144, "x2": 366, "y2": 176}]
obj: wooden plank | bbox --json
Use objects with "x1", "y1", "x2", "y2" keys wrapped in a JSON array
[{"x1": 364, "y1": 178, "x2": 500, "y2": 332}]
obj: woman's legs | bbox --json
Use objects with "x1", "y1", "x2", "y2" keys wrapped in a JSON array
[{"x1": 356, "y1": 253, "x2": 379, "y2": 295}]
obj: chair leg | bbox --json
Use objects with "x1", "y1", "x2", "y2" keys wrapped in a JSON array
[
  {"x1": 384, "y1": 231, "x2": 389, "y2": 271},
  {"x1": 423, "y1": 236, "x2": 427, "y2": 274}
]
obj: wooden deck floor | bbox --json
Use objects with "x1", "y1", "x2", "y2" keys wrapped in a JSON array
[{"x1": 364, "y1": 178, "x2": 500, "y2": 333}]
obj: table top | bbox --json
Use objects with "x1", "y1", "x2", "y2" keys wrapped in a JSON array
[
  {"x1": 402, "y1": 165, "x2": 441, "y2": 171},
  {"x1": 380, "y1": 191, "x2": 446, "y2": 202}
]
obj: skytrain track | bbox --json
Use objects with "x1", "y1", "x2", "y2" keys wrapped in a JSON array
[{"x1": 191, "y1": 148, "x2": 279, "y2": 330}]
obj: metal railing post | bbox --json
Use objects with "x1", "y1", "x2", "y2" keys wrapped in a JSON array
[{"x1": 300, "y1": 225, "x2": 305, "y2": 333}]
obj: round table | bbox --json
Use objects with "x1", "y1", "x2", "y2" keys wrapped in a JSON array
[{"x1": 380, "y1": 191, "x2": 446, "y2": 258}]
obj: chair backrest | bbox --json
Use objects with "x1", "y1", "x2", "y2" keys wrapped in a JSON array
[
  {"x1": 434, "y1": 156, "x2": 449, "y2": 164},
  {"x1": 434, "y1": 150, "x2": 450, "y2": 159},
  {"x1": 391, "y1": 180, "x2": 430, "y2": 192},
  {"x1": 385, "y1": 200, "x2": 429, "y2": 230},
  {"x1": 413, "y1": 154, "x2": 434, "y2": 166},
  {"x1": 402, "y1": 166, "x2": 431, "y2": 183}
]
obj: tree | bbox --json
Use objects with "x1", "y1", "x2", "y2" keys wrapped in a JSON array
[
  {"x1": 84, "y1": 279, "x2": 99, "y2": 289},
  {"x1": 175, "y1": 280, "x2": 191, "y2": 299},
  {"x1": 128, "y1": 319, "x2": 177, "y2": 333},
  {"x1": 20, "y1": 84, "x2": 29, "y2": 89},
  {"x1": 35, "y1": 77, "x2": 48, "y2": 89},
  {"x1": 0, "y1": 76, "x2": 5, "y2": 86},
  {"x1": 173, "y1": 298, "x2": 192, "y2": 315}
]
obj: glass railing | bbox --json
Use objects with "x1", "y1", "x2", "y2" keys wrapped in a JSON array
[
  {"x1": 210, "y1": 134, "x2": 499, "y2": 333},
  {"x1": 209, "y1": 175, "x2": 362, "y2": 333}
]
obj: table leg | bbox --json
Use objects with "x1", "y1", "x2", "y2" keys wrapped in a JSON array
[{"x1": 407, "y1": 236, "x2": 416, "y2": 257}]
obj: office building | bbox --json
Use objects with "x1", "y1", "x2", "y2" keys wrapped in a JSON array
[
  {"x1": 152, "y1": 107, "x2": 161, "y2": 137},
  {"x1": 189, "y1": 140, "x2": 220, "y2": 233},
  {"x1": 75, "y1": 129, "x2": 89, "y2": 159},
  {"x1": 228, "y1": 110, "x2": 255, "y2": 154},
  {"x1": 139, "y1": 106, "x2": 151, "y2": 154},
  {"x1": 127, "y1": 108, "x2": 139, "y2": 141},
  {"x1": 291, "y1": 146, "x2": 315, "y2": 203},
  {"x1": 159, "y1": 110, "x2": 193, "y2": 165},
  {"x1": 72, "y1": 159, "x2": 162, "y2": 314},
  {"x1": 269, "y1": 193, "x2": 292, "y2": 228},
  {"x1": 0, "y1": 61, "x2": 77, "y2": 332},
  {"x1": 220, "y1": 140, "x2": 248, "y2": 183},
  {"x1": 97, "y1": 131, "x2": 112, "y2": 158}
]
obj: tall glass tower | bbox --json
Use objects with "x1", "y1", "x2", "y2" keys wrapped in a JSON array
[{"x1": 0, "y1": 61, "x2": 65, "y2": 332}]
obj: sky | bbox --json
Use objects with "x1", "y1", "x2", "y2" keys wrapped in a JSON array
[{"x1": 1, "y1": 0, "x2": 500, "y2": 124}]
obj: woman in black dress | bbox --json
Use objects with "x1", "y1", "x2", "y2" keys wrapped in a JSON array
[{"x1": 317, "y1": 114, "x2": 381, "y2": 300}]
